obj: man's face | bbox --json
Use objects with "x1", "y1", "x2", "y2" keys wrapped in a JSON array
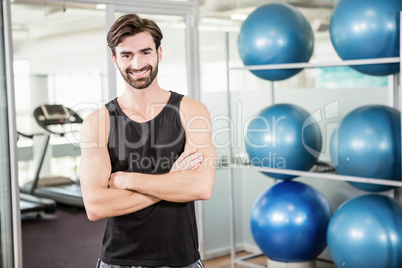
[{"x1": 113, "y1": 32, "x2": 161, "y2": 90}]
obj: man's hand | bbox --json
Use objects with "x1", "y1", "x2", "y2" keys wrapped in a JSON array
[
  {"x1": 109, "y1": 171, "x2": 128, "y2": 190},
  {"x1": 170, "y1": 147, "x2": 204, "y2": 173}
]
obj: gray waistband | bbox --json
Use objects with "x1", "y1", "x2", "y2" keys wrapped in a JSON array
[{"x1": 97, "y1": 259, "x2": 205, "y2": 268}]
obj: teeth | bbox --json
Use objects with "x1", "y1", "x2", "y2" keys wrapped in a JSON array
[{"x1": 132, "y1": 69, "x2": 148, "y2": 75}]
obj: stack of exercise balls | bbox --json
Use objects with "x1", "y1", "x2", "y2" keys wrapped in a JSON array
[
  {"x1": 239, "y1": 0, "x2": 402, "y2": 266},
  {"x1": 237, "y1": 3, "x2": 314, "y2": 81},
  {"x1": 327, "y1": 105, "x2": 402, "y2": 267},
  {"x1": 329, "y1": 0, "x2": 402, "y2": 76},
  {"x1": 245, "y1": 103, "x2": 329, "y2": 264}
]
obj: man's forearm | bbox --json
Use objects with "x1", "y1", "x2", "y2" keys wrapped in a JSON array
[
  {"x1": 111, "y1": 169, "x2": 213, "y2": 203},
  {"x1": 83, "y1": 186, "x2": 160, "y2": 221}
]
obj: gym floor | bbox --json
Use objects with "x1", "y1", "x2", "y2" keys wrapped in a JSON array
[
  {"x1": 21, "y1": 206, "x2": 105, "y2": 267},
  {"x1": 21, "y1": 207, "x2": 336, "y2": 268},
  {"x1": 204, "y1": 253, "x2": 337, "y2": 268}
]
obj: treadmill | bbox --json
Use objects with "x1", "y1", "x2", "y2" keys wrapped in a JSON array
[
  {"x1": 20, "y1": 193, "x2": 56, "y2": 214},
  {"x1": 21, "y1": 104, "x2": 84, "y2": 208},
  {"x1": 17, "y1": 131, "x2": 57, "y2": 215}
]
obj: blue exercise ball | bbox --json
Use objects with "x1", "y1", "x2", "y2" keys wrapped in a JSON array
[
  {"x1": 327, "y1": 194, "x2": 402, "y2": 268},
  {"x1": 238, "y1": 3, "x2": 314, "y2": 81},
  {"x1": 251, "y1": 181, "x2": 332, "y2": 262},
  {"x1": 245, "y1": 104, "x2": 322, "y2": 180},
  {"x1": 329, "y1": 0, "x2": 402, "y2": 76},
  {"x1": 330, "y1": 105, "x2": 401, "y2": 192}
]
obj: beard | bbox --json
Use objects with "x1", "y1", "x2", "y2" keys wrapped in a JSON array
[{"x1": 118, "y1": 61, "x2": 159, "y2": 90}]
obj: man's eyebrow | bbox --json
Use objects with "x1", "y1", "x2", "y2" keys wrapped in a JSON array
[
  {"x1": 140, "y1": 47, "x2": 153, "y2": 53},
  {"x1": 119, "y1": 48, "x2": 153, "y2": 55},
  {"x1": 119, "y1": 51, "x2": 133, "y2": 55}
]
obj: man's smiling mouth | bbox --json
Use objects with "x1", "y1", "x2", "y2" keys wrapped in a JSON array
[{"x1": 129, "y1": 68, "x2": 150, "y2": 78}]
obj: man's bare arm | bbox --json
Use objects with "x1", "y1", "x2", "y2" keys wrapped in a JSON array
[{"x1": 79, "y1": 107, "x2": 162, "y2": 221}]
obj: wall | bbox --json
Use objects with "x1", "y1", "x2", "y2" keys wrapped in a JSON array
[{"x1": 14, "y1": 28, "x2": 108, "y2": 74}]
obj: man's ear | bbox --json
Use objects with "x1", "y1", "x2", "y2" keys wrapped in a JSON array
[
  {"x1": 112, "y1": 53, "x2": 118, "y2": 67},
  {"x1": 158, "y1": 46, "x2": 162, "y2": 63}
]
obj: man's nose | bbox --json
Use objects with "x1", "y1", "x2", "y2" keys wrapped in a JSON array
[{"x1": 131, "y1": 55, "x2": 143, "y2": 70}]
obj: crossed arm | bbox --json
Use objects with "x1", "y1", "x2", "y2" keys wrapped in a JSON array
[{"x1": 79, "y1": 98, "x2": 216, "y2": 221}]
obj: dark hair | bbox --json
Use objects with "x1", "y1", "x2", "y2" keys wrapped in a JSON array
[{"x1": 107, "y1": 14, "x2": 163, "y2": 55}]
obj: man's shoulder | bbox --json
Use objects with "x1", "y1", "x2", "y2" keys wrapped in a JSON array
[
  {"x1": 82, "y1": 106, "x2": 110, "y2": 129},
  {"x1": 180, "y1": 96, "x2": 209, "y2": 116},
  {"x1": 80, "y1": 106, "x2": 111, "y2": 145}
]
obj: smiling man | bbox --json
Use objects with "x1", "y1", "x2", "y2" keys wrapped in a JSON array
[{"x1": 79, "y1": 14, "x2": 216, "y2": 268}]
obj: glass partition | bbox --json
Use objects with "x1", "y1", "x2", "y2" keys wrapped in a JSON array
[
  {"x1": 12, "y1": 1, "x2": 106, "y2": 184},
  {"x1": 0, "y1": 1, "x2": 20, "y2": 267}
]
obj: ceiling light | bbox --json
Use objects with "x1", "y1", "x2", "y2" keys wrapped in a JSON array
[
  {"x1": 230, "y1": 13, "x2": 248, "y2": 21},
  {"x1": 96, "y1": 4, "x2": 106, "y2": 10}
]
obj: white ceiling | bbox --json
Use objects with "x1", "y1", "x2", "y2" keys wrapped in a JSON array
[
  {"x1": 200, "y1": 0, "x2": 336, "y2": 14},
  {"x1": 11, "y1": 0, "x2": 337, "y2": 41}
]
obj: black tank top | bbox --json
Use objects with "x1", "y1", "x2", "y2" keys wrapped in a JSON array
[{"x1": 101, "y1": 91, "x2": 200, "y2": 266}]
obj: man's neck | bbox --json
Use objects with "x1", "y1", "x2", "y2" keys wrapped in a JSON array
[
  {"x1": 117, "y1": 83, "x2": 171, "y2": 122},
  {"x1": 122, "y1": 80, "x2": 166, "y2": 104}
]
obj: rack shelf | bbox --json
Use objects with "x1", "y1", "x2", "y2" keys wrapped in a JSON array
[
  {"x1": 224, "y1": 11, "x2": 402, "y2": 267},
  {"x1": 230, "y1": 57, "x2": 401, "y2": 71},
  {"x1": 230, "y1": 164, "x2": 402, "y2": 188}
]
